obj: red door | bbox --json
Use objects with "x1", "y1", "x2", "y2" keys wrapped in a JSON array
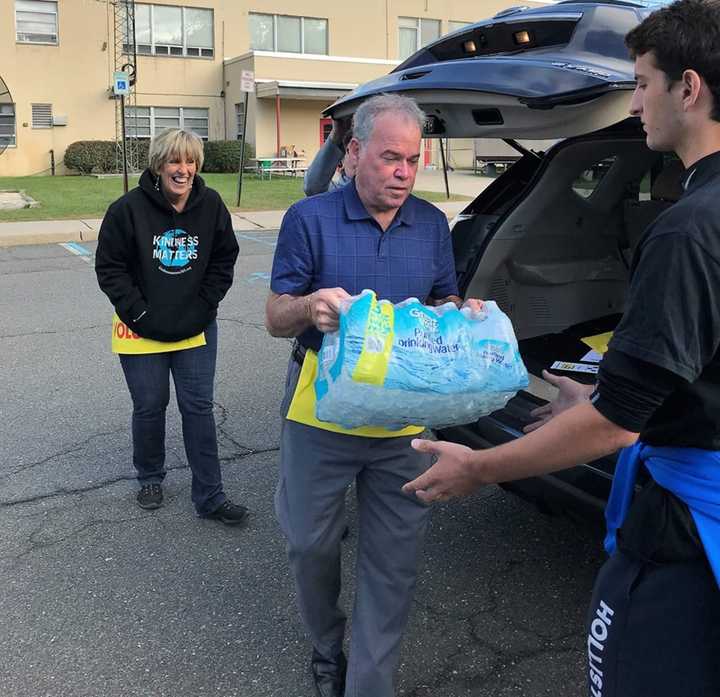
[
  {"x1": 319, "y1": 118, "x2": 333, "y2": 145},
  {"x1": 423, "y1": 138, "x2": 432, "y2": 168}
]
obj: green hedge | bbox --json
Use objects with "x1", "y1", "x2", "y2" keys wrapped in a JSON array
[
  {"x1": 203, "y1": 140, "x2": 255, "y2": 173},
  {"x1": 64, "y1": 140, "x2": 117, "y2": 174},
  {"x1": 64, "y1": 138, "x2": 253, "y2": 174},
  {"x1": 64, "y1": 140, "x2": 150, "y2": 174}
]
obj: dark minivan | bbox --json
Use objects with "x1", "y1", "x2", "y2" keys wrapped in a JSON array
[{"x1": 327, "y1": 0, "x2": 679, "y2": 520}]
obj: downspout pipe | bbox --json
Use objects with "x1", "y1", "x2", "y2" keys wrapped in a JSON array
[{"x1": 275, "y1": 93, "x2": 281, "y2": 157}]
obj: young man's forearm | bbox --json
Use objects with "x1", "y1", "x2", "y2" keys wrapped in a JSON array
[{"x1": 473, "y1": 402, "x2": 639, "y2": 486}]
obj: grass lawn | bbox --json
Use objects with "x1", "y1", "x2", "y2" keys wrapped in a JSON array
[{"x1": 0, "y1": 173, "x2": 470, "y2": 222}]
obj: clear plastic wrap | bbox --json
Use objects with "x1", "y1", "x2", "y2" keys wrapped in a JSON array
[{"x1": 315, "y1": 290, "x2": 529, "y2": 430}]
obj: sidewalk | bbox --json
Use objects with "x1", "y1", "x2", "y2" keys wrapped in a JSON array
[
  {"x1": 0, "y1": 170, "x2": 489, "y2": 248},
  {"x1": 0, "y1": 213, "x2": 282, "y2": 248}
]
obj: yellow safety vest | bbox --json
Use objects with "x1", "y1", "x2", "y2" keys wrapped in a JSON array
[
  {"x1": 111, "y1": 313, "x2": 206, "y2": 355},
  {"x1": 286, "y1": 349, "x2": 424, "y2": 438}
]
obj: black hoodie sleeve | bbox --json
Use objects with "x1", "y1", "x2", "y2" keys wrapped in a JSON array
[
  {"x1": 95, "y1": 207, "x2": 148, "y2": 325},
  {"x1": 197, "y1": 197, "x2": 239, "y2": 309}
]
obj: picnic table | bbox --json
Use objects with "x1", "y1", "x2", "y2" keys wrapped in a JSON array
[
  {"x1": 473, "y1": 154, "x2": 520, "y2": 176},
  {"x1": 246, "y1": 157, "x2": 308, "y2": 179}
]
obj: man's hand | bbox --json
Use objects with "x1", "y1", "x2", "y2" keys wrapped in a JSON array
[
  {"x1": 402, "y1": 439, "x2": 482, "y2": 503},
  {"x1": 523, "y1": 369, "x2": 596, "y2": 433},
  {"x1": 307, "y1": 287, "x2": 351, "y2": 332},
  {"x1": 329, "y1": 117, "x2": 352, "y2": 147},
  {"x1": 430, "y1": 296, "x2": 485, "y2": 314},
  {"x1": 462, "y1": 298, "x2": 485, "y2": 314}
]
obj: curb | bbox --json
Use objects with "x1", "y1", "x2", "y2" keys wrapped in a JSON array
[
  {"x1": 0, "y1": 220, "x2": 101, "y2": 248},
  {"x1": 0, "y1": 202, "x2": 465, "y2": 249}
]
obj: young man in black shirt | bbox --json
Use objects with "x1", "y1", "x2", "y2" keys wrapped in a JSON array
[{"x1": 403, "y1": 1, "x2": 720, "y2": 695}]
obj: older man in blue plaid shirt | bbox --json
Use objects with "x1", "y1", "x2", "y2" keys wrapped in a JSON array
[{"x1": 265, "y1": 94, "x2": 479, "y2": 697}]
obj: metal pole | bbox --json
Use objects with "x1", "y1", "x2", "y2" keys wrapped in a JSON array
[
  {"x1": 236, "y1": 98, "x2": 249, "y2": 206},
  {"x1": 49, "y1": 149, "x2": 55, "y2": 176},
  {"x1": 438, "y1": 137, "x2": 450, "y2": 200},
  {"x1": 120, "y1": 94, "x2": 129, "y2": 194}
]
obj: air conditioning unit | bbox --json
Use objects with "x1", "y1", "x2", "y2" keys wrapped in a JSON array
[{"x1": 52, "y1": 115, "x2": 68, "y2": 126}]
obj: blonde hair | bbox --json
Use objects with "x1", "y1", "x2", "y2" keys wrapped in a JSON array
[{"x1": 148, "y1": 128, "x2": 205, "y2": 174}]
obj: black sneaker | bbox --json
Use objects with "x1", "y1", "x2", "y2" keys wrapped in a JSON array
[
  {"x1": 311, "y1": 649, "x2": 347, "y2": 697},
  {"x1": 203, "y1": 500, "x2": 249, "y2": 526},
  {"x1": 137, "y1": 483, "x2": 163, "y2": 510}
]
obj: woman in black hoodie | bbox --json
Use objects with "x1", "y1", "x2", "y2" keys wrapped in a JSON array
[{"x1": 96, "y1": 128, "x2": 248, "y2": 525}]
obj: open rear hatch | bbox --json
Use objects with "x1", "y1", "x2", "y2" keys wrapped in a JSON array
[
  {"x1": 324, "y1": 1, "x2": 676, "y2": 515},
  {"x1": 326, "y1": 2, "x2": 658, "y2": 140}
]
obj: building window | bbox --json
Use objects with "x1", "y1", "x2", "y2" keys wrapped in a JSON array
[
  {"x1": 0, "y1": 104, "x2": 16, "y2": 147},
  {"x1": 182, "y1": 108, "x2": 209, "y2": 140},
  {"x1": 125, "y1": 106, "x2": 209, "y2": 140},
  {"x1": 398, "y1": 17, "x2": 440, "y2": 60},
  {"x1": 249, "y1": 13, "x2": 328, "y2": 55},
  {"x1": 184, "y1": 7, "x2": 214, "y2": 57},
  {"x1": 123, "y1": 4, "x2": 214, "y2": 58},
  {"x1": 16, "y1": 0, "x2": 58, "y2": 44},
  {"x1": 126, "y1": 106, "x2": 152, "y2": 138},
  {"x1": 153, "y1": 5, "x2": 183, "y2": 55},
  {"x1": 235, "y1": 102, "x2": 245, "y2": 140},
  {"x1": 154, "y1": 106, "x2": 181, "y2": 130},
  {"x1": 303, "y1": 17, "x2": 327, "y2": 55},
  {"x1": 277, "y1": 15, "x2": 301, "y2": 53},
  {"x1": 249, "y1": 13, "x2": 273, "y2": 51},
  {"x1": 134, "y1": 4, "x2": 151, "y2": 53},
  {"x1": 31, "y1": 103, "x2": 53, "y2": 128}
]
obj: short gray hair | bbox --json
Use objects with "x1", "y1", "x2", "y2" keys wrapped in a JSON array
[
  {"x1": 352, "y1": 94, "x2": 426, "y2": 146},
  {"x1": 148, "y1": 128, "x2": 205, "y2": 174}
]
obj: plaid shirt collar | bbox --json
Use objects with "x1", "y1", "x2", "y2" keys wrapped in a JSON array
[{"x1": 342, "y1": 178, "x2": 416, "y2": 229}]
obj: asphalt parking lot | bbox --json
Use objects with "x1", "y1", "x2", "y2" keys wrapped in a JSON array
[{"x1": 0, "y1": 235, "x2": 605, "y2": 697}]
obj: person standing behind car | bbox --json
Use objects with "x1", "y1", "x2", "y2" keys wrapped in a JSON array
[
  {"x1": 95, "y1": 128, "x2": 249, "y2": 526},
  {"x1": 404, "y1": 2, "x2": 720, "y2": 695},
  {"x1": 303, "y1": 117, "x2": 356, "y2": 196}
]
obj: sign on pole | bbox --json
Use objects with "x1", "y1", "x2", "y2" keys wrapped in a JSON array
[
  {"x1": 240, "y1": 70, "x2": 255, "y2": 93},
  {"x1": 114, "y1": 70, "x2": 131, "y2": 193},
  {"x1": 113, "y1": 71, "x2": 130, "y2": 96},
  {"x1": 237, "y1": 70, "x2": 255, "y2": 205}
]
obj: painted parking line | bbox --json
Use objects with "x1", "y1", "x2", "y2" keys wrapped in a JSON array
[
  {"x1": 60, "y1": 242, "x2": 93, "y2": 264},
  {"x1": 246, "y1": 272, "x2": 271, "y2": 285},
  {"x1": 235, "y1": 232, "x2": 277, "y2": 249}
]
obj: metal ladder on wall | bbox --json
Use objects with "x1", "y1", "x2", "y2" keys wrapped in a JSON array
[{"x1": 112, "y1": 0, "x2": 141, "y2": 177}]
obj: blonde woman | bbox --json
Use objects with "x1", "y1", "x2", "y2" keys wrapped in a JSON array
[{"x1": 96, "y1": 128, "x2": 247, "y2": 525}]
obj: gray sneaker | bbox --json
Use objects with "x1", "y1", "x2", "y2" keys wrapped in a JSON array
[{"x1": 137, "y1": 483, "x2": 163, "y2": 510}]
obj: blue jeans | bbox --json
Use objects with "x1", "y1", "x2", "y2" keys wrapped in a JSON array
[{"x1": 119, "y1": 321, "x2": 226, "y2": 515}]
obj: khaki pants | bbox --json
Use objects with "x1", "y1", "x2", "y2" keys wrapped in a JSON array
[{"x1": 276, "y1": 357, "x2": 432, "y2": 697}]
